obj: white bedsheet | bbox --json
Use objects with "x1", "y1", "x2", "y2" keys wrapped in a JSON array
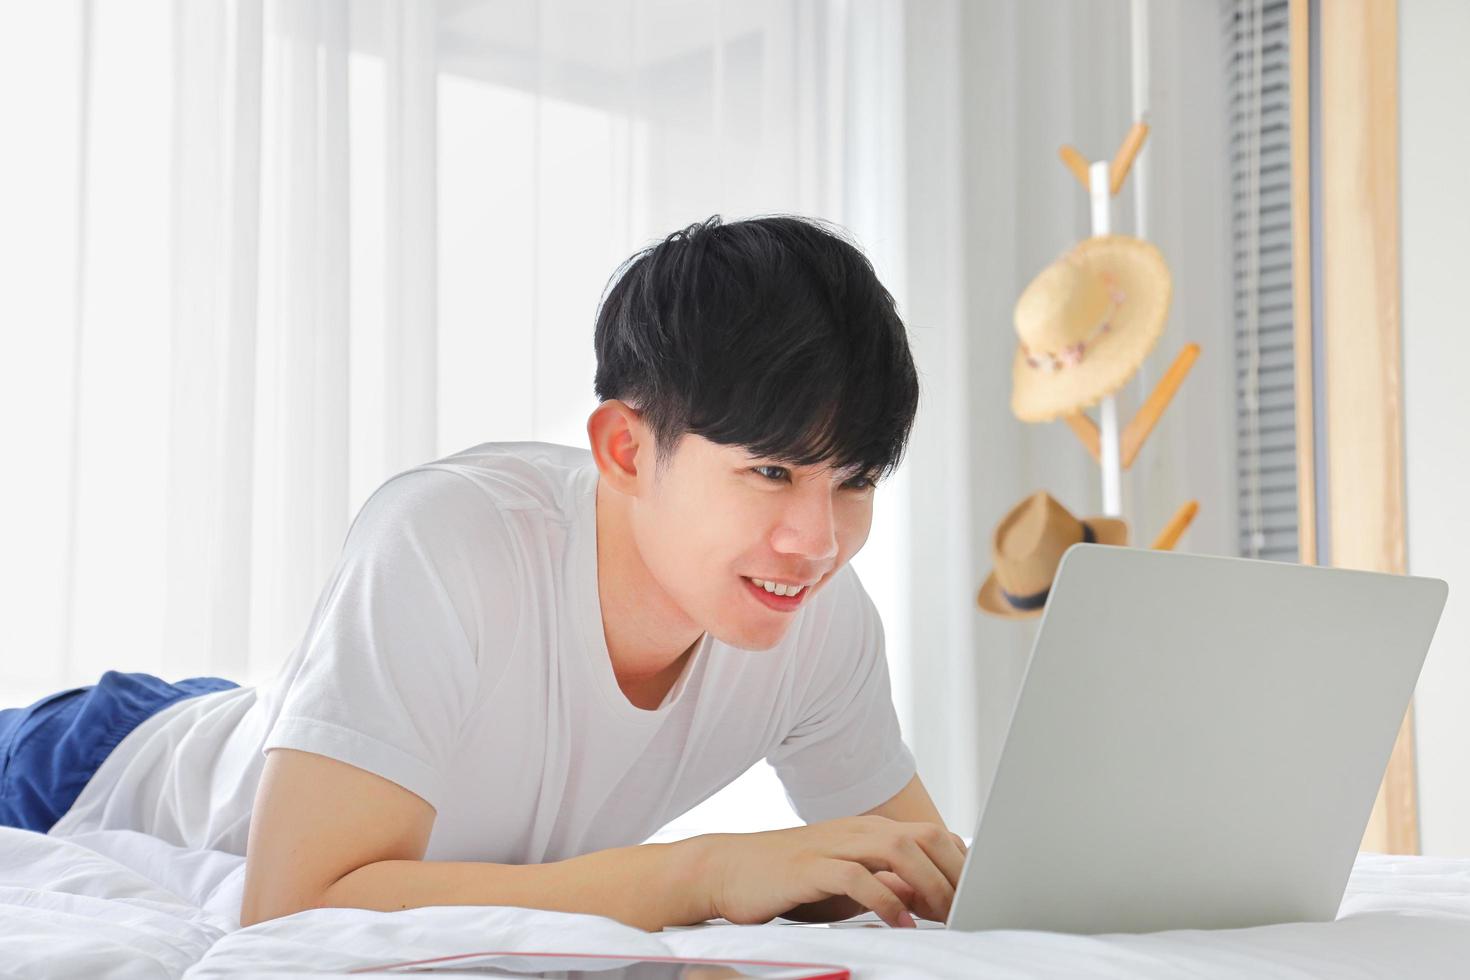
[{"x1": 2, "y1": 826, "x2": 1468, "y2": 979}]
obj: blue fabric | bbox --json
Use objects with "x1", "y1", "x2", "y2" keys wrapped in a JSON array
[{"x1": 0, "y1": 670, "x2": 239, "y2": 834}]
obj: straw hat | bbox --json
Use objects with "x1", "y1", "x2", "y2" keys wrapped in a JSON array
[
  {"x1": 977, "y1": 491, "x2": 1129, "y2": 619},
  {"x1": 1011, "y1": 235, "x2": 1172, "y2": 422}
]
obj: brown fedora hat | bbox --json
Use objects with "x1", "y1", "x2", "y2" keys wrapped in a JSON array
[{"x1": 977, "y1": 491, "x2": 1129, "y2": 619}]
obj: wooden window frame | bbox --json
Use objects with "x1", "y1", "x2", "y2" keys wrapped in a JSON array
[{"x1": 1292, "y1": 0, "x2": 1417, "y2": 854}]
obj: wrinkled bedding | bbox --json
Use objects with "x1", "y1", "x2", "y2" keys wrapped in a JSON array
[{"x1": 2, "y1": 826, "x2": 1468, "y2": 979}]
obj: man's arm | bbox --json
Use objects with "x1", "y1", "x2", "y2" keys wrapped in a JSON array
[
  {"x1": 240, "y1": 747, "x2": 711, "y2": 932},
  {"x1": 244, "y1": 747, "x2": 962, "y2": 931},
  {"x1": 863, "y1": 773, "x2": 960, "y2": 830}
]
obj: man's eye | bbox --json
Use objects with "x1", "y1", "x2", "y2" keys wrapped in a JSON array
[
  {"x1": 844, "y1": 476, "x2": 875, "y2": 491},
  {"x1": 753, "y1": 465, "x2": 789, "y2": 482}
]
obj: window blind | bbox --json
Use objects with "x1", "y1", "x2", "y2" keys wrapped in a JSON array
[{"x1": 1223, "y1": 0, "x2": 1299, "y2": 561}]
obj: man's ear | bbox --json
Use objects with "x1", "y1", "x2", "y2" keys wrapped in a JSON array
[{"x1": 587, "y1": 400, "x2": 647, "y2": 496}]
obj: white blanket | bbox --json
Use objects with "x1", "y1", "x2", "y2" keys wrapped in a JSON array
[{"x1": 2, "y1": 827, "x2": 1468, "y2": 979}]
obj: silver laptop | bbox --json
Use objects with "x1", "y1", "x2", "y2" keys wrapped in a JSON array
[
  {"x1": 926, "y1": 543, "x2": 1447, "y2": 934},
  {"x1": 794, "y1": 545, "x2": 1448, "y2": 933}
]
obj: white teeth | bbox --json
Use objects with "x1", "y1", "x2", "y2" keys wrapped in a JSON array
[{"x1": 751, "y1": 578, "x2": 805, "y2": 597}]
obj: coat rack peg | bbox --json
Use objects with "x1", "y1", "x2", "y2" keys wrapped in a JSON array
[
  {"x1": 1108, "y1": 121, "x2": 1150, "y2": 195},
  {"x1": 1063, "y1": 343, "x2": 1197, "y2": 470},
  {"x1": 1058, "y1": 145, "x2": 1092, "y2": 190},
  {"x1": 1121, "y1": 342, "x2": 1200, "y2": 468},
  {"x1": 1152, "y1": 499, "x2": 1200, "y2": 551}
]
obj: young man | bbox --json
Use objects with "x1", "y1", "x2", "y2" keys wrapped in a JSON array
[{"x1": 0, "y1": 214, "x2": 965, "y2": 932}]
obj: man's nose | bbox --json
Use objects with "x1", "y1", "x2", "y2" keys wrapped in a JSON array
[{"x1": 771, "y1": 486, "x2": 839, "y2": 561}]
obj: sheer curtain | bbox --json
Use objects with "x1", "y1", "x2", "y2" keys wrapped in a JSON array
[{"x1": 0, "y1": 0, "x2": 918, "y2": 836}]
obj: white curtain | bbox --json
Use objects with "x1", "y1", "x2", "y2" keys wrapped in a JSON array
[{"x1": 0, "y1": 0, "x2": 931, "y2": 835}]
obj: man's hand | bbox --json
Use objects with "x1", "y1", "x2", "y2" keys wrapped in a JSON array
[{"x1": 696, "y1": 815, "x2": 969, "y2": 928}]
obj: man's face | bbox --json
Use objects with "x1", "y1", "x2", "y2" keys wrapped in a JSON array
[{"x1": 629, "y1": 432, "x2": 876, "y2": 651}]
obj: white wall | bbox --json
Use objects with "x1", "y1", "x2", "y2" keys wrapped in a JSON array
[{"x1": 1401, "y1": 0, "x2": 1470, "y2": 858}]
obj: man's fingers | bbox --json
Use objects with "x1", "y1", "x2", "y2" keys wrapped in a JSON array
[
  {"x1": 893, "y1": 823, "x2": 966, "y2": 893},
  {"x1": 823, "y1": 860, "x2": 915, "y2": 928},
  {"x1": 874, "y1": 869, "x2": 945, "y2": 923},
  {"x1": 833, "y1": 829, "x2": 955, "y2": 922},
  {"x1": 875, "y1": 870, "x2": 946, "y2": 922},
  {"x1": 884, "y1": 835, "x2": 955, "y2": 921},
  {"x1": 873, "y1": 869, "x2": 914, "y2": 902},
  {"x1": 828, "y1": 822, "x2": 967, "y2": 921}
]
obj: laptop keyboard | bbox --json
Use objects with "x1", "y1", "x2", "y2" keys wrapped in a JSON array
[
  {"x1": 670, "y1": 912, "x2": 947, "y2": 930},
  {"x1": 783, "y1": 913, "x2": 946, "y2": 929}
]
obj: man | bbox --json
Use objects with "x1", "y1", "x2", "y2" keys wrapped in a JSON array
[{"x1": 3, "y1": 214, "x2": 966, "y2": 932}]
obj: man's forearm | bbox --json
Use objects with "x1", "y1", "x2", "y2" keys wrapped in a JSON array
[{"x1": 312, "y1": 837, "x2": 714, "y2": 932}]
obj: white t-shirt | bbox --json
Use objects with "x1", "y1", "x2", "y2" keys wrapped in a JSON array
[{"x1": 49, "y1": 441, "x2": 917, "y2": 863}]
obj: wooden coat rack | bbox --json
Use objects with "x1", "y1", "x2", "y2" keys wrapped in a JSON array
[{"x1": 1057, "y1": 121, "x2": 1200, "y2": 548}]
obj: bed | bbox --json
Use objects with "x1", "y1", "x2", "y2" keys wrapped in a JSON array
[{"x1": 3, "y1": 826, "x2": 1469, "y2": 979}]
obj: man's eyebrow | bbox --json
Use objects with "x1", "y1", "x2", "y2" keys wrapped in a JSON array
[
  {"x1": 741, "y1": 452, "x2": 874, "y2": 481},
  {"x1": 834, "y1": 463, "x2": 876, "y2": 481}
]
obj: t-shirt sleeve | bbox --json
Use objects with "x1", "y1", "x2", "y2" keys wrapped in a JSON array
[
  {"x1": 765, "y1": 565, "x2": 917, "y2": 824},
  {"x1": 260, "y1": 467, "x2": 516, "y2": 813}
]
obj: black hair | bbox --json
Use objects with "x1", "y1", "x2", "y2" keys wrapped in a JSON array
[{"x1": 592, "y1": 214, "x2": 920, "y2": 483}]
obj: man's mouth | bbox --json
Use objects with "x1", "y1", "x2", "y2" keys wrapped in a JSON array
[{"x1": 742, "y1": 576, "x2": 812, "y2": 612}]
